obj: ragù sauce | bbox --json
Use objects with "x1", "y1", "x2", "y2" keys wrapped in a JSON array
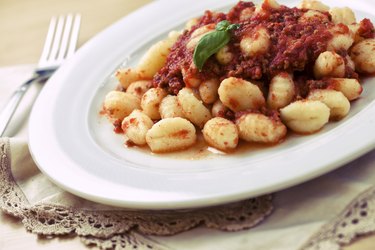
[{"x1": 153, "y1": 1, "x2": 375, "y2": 95}]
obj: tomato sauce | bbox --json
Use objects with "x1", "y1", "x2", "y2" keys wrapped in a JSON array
[{"x1": 153, "y1": 1, "x2": 375, "y2": 96}]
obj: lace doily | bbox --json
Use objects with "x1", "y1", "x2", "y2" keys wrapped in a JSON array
[
  {"x1": 301, "y1": 186, "x2": 375, "y2": 250},
  {"x1": 0, "y1": 138, "x2": 273, "y2": 250}
]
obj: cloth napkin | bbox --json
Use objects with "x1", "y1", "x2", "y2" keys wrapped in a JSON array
[{"x1": 1, "y1": 64, "x2": 375, "y2": 250}]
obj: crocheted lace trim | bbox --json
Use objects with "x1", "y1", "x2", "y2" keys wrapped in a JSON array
[
  {"x1": 301, "y1": 186, "x2": 375, "y2": 250},
  {"x1": 0, "y1": 138, "x2": 273, "y2": 250}
]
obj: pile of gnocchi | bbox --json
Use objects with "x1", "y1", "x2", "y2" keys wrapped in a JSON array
[{"x1": 103, "y1": 0, "x2": 375, "y2": 153}]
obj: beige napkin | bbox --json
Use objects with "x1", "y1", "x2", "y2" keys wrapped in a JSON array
[{"x1": 1, "y1": 65, "x2": 375, "y2": 250}]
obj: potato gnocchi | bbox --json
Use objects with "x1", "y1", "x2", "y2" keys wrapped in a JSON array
[
  {"x1": 103, "y1": 0, "x2": 375, "y2": 154},
  {"x1": 203, "y1": 117, "x2": 239, "y2": 151},
  {"x1": 146, "y1": 118, "x2": 196, "y2": 153}
]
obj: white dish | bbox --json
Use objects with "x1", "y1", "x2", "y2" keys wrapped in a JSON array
[{"x1": 29, "y1": 0, "x2": 375, "y2": 209}]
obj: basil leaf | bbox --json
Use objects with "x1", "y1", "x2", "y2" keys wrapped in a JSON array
[
  {"x1": 216, "y1": 20, "x2": 240, "y2": 32},
  {"x1": 216, "y1": 20, "x2": 231, "y2": 31},
  {"x1": 227, "y1": 23, "x2": 240, "y2": 31},
  {"x1": 193, "y1": 30, "x2": 230, "y2": 71},
  {"x1": 193, "y1": 20, "x2": 240, "y2": 71}
]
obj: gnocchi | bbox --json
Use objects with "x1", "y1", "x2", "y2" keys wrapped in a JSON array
[
  {"x1": 313, "y1": 51, "x2": 345, "y2": 79},
  {"x1": 267, "y1": 72, "x2": 295, "y2": 110},
  {"x1": 215, "y1": 45, "x2": 234, "y2": 65},
  {"x1": 240, "y1": 26, "x2": 270, "y2": 57},
  {"x1": 159, "y1": 95, "x2": 185, "y2": 119},
  {"x1": 280, "y1": 100, "x2": 330, "y2": 134},
  {"x1": 115, "y1": 68, "x2": 145, "y2": 90},
  {"x1": 327, "y1": 25, "x2": 354, "y2": 52},
  {"x1": 350, "y1": 39, "x2": 375, "y2": 74},
  {"x1": 141, "y1": 87, "x2": 167, "y2": 120},
  {"x1": 298, "y1": 0, "x2": 329, "y2": 12},
  {"x1": 122, "y1": 110, "x2": 154, "y2": 145},
  {"x1": 203, "y1": 117, "x2": 239, "y2": 151},
  {"x1": 137, "y1": 31, "x2": 181, "y2": 78},
  {"x1": 218, "y1": 77, "x2": 265, "y2": 112},
  {"x1": 307, "y1": 89, "x2": 350, "y2": 120},
  {"x1": 329, "y1": 7, "x2": 356, "y2": 25},
  {"x1": 146, "y1": 118, "x2": 196, "y2": 153},
  {"x1": 299, "y1": 10, "x2": 329, "y2": 23},
  {"x1": 327, "y1": 78, "x2": 362, "y2": 101},
  {"x1": 102, "y1": 0, "x2": 375, "y2": 154},
  {"x1": 177, "y1": 87, "x2": 211, "y2": 128},
  {"x1": 126, "y1": 80, "x2": 152, "y2": 99},
  {"x1": 236, "y1": 113, "x2": 287, "y2": 143},
  {"x1": 239, "y1": 7, "x2": 256, "y2": 22},
  {"x1": 104, "y1": 91, "x2": 141, "y2": 121},
  {"x1": 199, "y1": 78, "x2": 219, "y2": 104}
]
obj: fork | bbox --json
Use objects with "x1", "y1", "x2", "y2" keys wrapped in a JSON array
[{"x1": 0, "y1": 14, "x2": 81, "y2": 137}]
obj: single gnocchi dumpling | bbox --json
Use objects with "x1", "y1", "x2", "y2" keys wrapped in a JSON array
[
  {"x1": 177, "y1": 88, "x2": 212, "y2": 128},
  {"x1": 199, "y1": 78, "x2": 220, "y2": 104},
  {"x1": 280, "y1": 100, "x2": 330, "y2": 134},
  {"x1": 239, "y1": 6, "x2": 256, "y2": 21},
  {"x1": 327, "y1": 25, "x2": 354, "y2": 52},
  {"x1": 137, "y1": 30, "x2": 180, "y2": 78},
  {"x1": 126, "y1": 80, "x2": 152, "y2": 99},
  {"x1": 141, "y1": 88, "x2": 167, "y2": 120},
  {"x1": 350, "y1": 39, "x2": 375, "y2": 74},
  {"x1": 146, "y1": 117, "x2": 197, "y2": 153},
  {"x1": 115, "y1": 68, "x2": 145, "y2": 90},
  {"x1": 327, "y1": 78, "x2": 362, "y2": 101},
  {"x1": 203, "y1": 117, "x2": 239, "y2": 151},
  {"x1": 240, "y1": 26, "x2": 270, "y2": 57},
  {"x1": 215, "y1": 45, "x2": 234, "y2": 65},
  {"x1": 121, "y1": 110, "x2": 154, "y2": 145},
  {"x1": 313, "y1": 51, "x2": 346, "y2": 79},
  {"x1": 267, "y1": 72, "x2": 295, "y2": 110},
  {"x1": 236, "y1": 113, "x2": 287, "y2": 143},
  {"x1": 298, "y1": 0, "x2": 329, "y2": 12},
  {"x1": 218, "y1": 77, "x2": 266, "y2": 112},
  {"x1": 159, "y1": 95, "x2": 185, "y2": 119},
  {"x1": 104, "y1": 91, "x2": 141, "y2": 121},
  {"x1": 329, "y1": 7, "x2": 356, "y2": 25},
  {"x1": 307, "y1": 89, "x2": 350, "y2": 120}
]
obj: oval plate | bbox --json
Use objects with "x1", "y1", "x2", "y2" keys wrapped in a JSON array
[{"x1": 29, "y1": 0, "x2": 375, "y2": 209}]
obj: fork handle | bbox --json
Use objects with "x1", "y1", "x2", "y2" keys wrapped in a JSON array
[{"x1": 0, "y1": 76, "x2": 38, "y2": 137}]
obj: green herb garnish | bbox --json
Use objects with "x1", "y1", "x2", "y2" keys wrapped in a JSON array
[{"x1": 193, "y1": 20, "x2": 240, "y2": 71}]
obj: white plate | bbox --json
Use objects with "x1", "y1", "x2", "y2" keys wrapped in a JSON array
[{"x1": 29, "y1": 0, "x2": 375, "y2": 209}]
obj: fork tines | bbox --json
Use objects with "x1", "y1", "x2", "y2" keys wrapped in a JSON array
[{"x1": 38, "y1": 14, "x2": 81, "y2": 69}]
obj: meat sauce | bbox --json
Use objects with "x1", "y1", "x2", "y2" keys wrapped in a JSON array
[{"x1": 153, "y1": 1, "x2": 375, "y2": 96}]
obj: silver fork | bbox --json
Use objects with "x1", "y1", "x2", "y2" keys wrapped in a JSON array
[{"x1": 0, "y1": 14, "x2": 81, "y2": 137}]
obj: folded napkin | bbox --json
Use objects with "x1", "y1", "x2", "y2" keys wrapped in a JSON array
[{"x1": 1, "y1": 65, "x2": 375, "y2": 250}]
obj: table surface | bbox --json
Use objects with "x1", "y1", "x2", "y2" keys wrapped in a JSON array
[{"x1": 0, "y1": 0, "x2": 374, "y2": 249}]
